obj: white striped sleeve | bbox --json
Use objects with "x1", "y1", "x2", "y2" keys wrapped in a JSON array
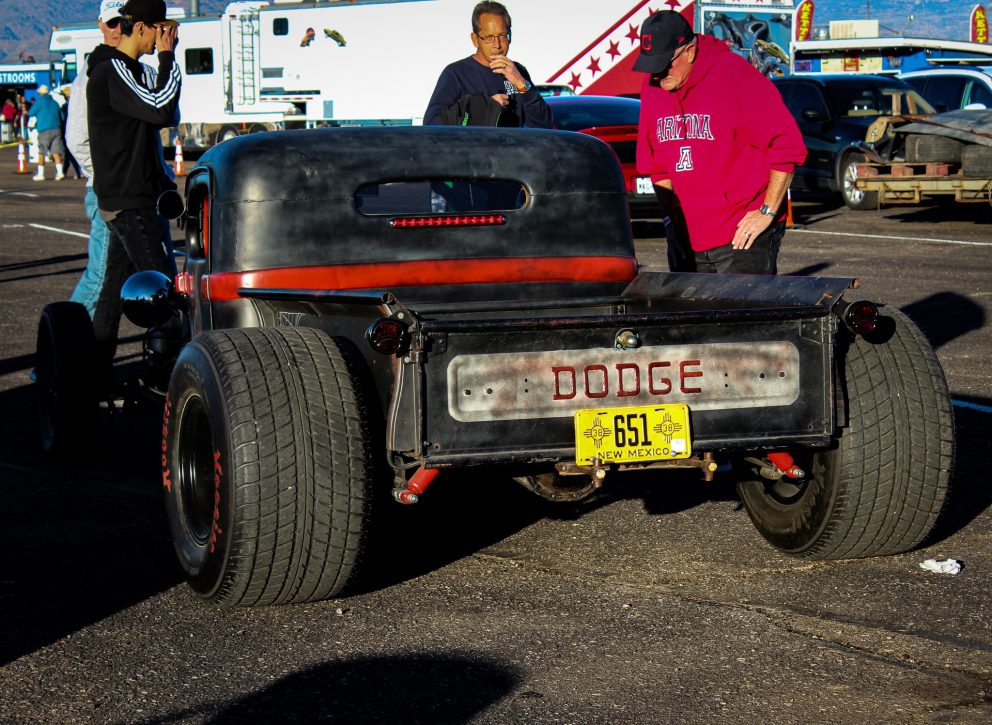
[{"x1": 110, "y1": 57, "x2": 180, "y2": 109}]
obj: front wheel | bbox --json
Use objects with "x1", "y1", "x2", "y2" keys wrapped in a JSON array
[
  {"x1": 163, "y1": 327, "x2": 374, "y2": 606},
  {"x1": 839, "y1": 152, "x2": 879, "y2": 211},
  {"x1": 738, "y1": 308, "x2": 954, "y2": 559}
]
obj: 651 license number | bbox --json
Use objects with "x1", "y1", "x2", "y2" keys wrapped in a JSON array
[{"x1": 574, "y1": 404, "x2": 691, "y2": 466}]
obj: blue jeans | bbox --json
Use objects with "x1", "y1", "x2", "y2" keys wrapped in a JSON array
[{"x1": 70, "y1": 186, "x2": 109, "y2": 317}]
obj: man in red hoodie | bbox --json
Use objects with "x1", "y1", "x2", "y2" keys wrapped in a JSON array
[{"x1": 634, "y1": 11, "x2": 806, "y2": 274}]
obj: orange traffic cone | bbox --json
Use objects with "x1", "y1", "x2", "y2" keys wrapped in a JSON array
[
  {"x1": 173, "y1": 138, "x2": 185, "y2": 176},
  {"x1": 15, "y1": 141, "x2": 30, "y2": 174},
  {"x1": 785, "y1": 188, "x2": 799, "y2": 229}
]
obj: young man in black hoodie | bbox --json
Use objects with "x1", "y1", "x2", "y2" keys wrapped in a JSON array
[{"x1": 86, "y1": 0, "x2": 181, "y2": 371}]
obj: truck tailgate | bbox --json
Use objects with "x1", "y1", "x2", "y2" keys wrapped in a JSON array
[{"x1": 417, "y1": 305, "x2": 835, "y2": 466}]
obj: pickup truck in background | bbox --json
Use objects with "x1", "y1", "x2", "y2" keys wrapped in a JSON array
[{"x1": 36, "y1": 127, "x2": 955, "y2": 607}]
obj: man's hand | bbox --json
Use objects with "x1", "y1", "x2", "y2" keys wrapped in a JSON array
[
  {"x1": 489, "y1": 54, "x2": 527, "y2": 92},
  {"x1": 731, "y1": 210, "x2": 774, "y2": 250},
  {"x1": 491, "y1": 93, "x2": 509, "y2": 107},
  {"x1": 156, "y1": 25, "x2": 179, "y2": 53}
]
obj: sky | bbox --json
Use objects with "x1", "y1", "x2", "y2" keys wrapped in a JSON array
[{"x1": 810, "y1": 0, "x2": 980, "y2": 41}]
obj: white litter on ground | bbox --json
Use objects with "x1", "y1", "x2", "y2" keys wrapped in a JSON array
[{"x1": 919, "y1": 558, "x2": 963, "y2": 575}]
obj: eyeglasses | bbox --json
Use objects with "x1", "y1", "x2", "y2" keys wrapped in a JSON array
[
  {"x1": 653, "y1": 41, "x2": 695, "y2": 80},
  {"x1": 476, "y1": 32, "x2": 511, "y2": 44},
  {"x1": 105, "y1": 18, "x2": 121, "y2": 29}
]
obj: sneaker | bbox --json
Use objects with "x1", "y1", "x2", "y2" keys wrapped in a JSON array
[
  {"x1": 32, "y1": 172, "x2": 45, "y2": 181},
  {"x1": 55, "y1": 172, "x2": 65, "y2": 181}
]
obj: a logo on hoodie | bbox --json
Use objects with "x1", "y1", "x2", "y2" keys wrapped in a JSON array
[{"x1": 655, "y1": 114, "x2": 714, "y2": 143}]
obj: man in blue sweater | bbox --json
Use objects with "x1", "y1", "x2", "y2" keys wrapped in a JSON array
[
  {"x1": 27, "y1": 86, "x2": 65, "y2": 180},
  {"x1": 424, "y1": 1, "x2": 552, "y2": 127}
]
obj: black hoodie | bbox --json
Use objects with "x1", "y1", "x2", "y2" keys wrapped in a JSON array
[{"x1": 86, "y1": 44, "x2": 181, "y2": 212}]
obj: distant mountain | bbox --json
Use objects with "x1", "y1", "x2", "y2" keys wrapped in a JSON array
[
  {"x1": 0, "y1": 0, "x2": 229, "y2": 64},
  {"x1": 0, "y1": 0, "x2": 982, "y2": 65}
]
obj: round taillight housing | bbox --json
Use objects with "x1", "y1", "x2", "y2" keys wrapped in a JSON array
[
  {"x1": 366, "y1": 318, "x2": 408, "y2": 355},
  {"x1": 844, "y1": 300, "x2": 879, "y2": 336}
]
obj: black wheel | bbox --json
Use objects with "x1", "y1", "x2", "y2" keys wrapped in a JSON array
[
  {"x1": 163, "y1": 327, "x2": 374, "y2": 606},
  {"x1": 961, "y1": 144, "x2": 992, "y2": 178},
  {"x1": 904, "y1": 133, "x2": 965, "y2": 164},
  {"x1": 214, "y1": 126, "x2": 239, "y2": 145},
  {"x1": 839, "y1": 152, "x2": 879, "y2": 211},
  {"x1": 35, "y1": 302, "x2": 99, "y2": 456},
  {"x1": 738, "y1": 308, "x2": 954, "y2": 559}
]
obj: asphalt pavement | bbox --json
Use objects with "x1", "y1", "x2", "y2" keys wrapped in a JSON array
[{"x1": 1, "y1": 144, "x2": 990, "y2": 724}]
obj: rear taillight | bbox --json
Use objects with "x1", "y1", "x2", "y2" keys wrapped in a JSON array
[
  {"x1": 842, "y1": 300, "x2": 879, "y2": 336},
  {"x1": 366, "y1": 318, "x2": 409, "y2": 355},
  {"x1": 389, "y1": 214, "x2": 506, "y2": 229}
]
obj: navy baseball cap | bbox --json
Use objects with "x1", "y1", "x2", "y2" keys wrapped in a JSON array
[{"x1": 632, "y1": 11, "x2": 695, "y2": 74}]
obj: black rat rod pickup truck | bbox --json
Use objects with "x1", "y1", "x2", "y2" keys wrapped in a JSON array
[{"x1": 36, "y1": 127, "x2": 954, "y2": 607}]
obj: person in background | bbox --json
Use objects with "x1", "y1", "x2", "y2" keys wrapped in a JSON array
[
  {"x1": 424, "y1": 1, "x2": 552, "y2": 127},
  {"x1": 67, "y1": 0, "x2": 127, "y2": 318},
  {"x1": 85, "y1": 0, "x2": 182, "y2": 371},
  {"x1": 634, "y1": 11, "x2": 806, "y2": 274},
  {"x1": 17, "y1": 96, "x2": 30, "y2": 140},
  {"x1": 27, "y1": 86, "x2": 65, "y2": 180},
  {"x1": 1, "y1": 97, "x2": 16, "y2": 143},
  {"x1": 58, "y1": 85, "x2": 83, "y2": 179}
]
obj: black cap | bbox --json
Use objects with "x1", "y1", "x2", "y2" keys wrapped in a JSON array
[
  {"x1": 632, "y1": 11, "x2": 695, "y2": 74},
  {"x1": 121, "y1": 0, "x2": 178, "y2": 27}
]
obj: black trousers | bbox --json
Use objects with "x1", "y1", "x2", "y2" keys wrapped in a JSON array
[
  {"x1": 91, "y1": 206, "x2": 175, "y2": 364},
  {"x1": 693, "y1": 219, "x2": 785, "y2": 275}
]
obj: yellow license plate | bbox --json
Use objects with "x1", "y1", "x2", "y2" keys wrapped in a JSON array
[{"x1": 574, "y1": 404, "x2": 691, "y2": 466}]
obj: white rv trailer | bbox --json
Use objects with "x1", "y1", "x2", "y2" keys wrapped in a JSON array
[{"x1": 48, "y1": 0, "x2": 690, "y2": 146}]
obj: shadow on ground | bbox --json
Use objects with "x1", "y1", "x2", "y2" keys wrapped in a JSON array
[
  {"x1": 140, "y1": 653, "x2": 521, "y2": 724},
  {"x1": 0, "y1": 382, "x2": 181, "y2": 666}
]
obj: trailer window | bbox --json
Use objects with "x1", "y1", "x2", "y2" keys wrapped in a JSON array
[
  {"x1": 273, "y1": 18, "x2": 288, "y2": 36},
  {"x1": 185, "y1": 48, "x2": 214, "y2": 75},
  {"x1": 355, "y1": 180, "x2": 527, "y2": 215}
]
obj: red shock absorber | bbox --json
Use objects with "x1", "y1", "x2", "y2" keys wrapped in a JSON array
[
  {"x1": 394, "y1": 467, "x2": 439, "y2": 505},
  {"x1": 767, "y1": 452, "x2": 805, "y2": 479}
]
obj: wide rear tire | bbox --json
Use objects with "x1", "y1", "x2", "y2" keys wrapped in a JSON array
[
  {"x1": 35, "y1": 302, "x2": 99, "y2": 456},
  {"x1": 738, "y1": 308, "x2": 954, "y2": 559},
  {"x1": 162, "y1": 327, "x2": 374, "y2": 606}
]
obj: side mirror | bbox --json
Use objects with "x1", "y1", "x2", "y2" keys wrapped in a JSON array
[
  {"x1": 157, "y1": 188, "x2": 186, "y2": 220},
  {"x1": 801, "y1": 107, "x2": 829, "y2": 122},
  {"x1": 121, "y1": 270, "x2": 176, "y2": 328}
]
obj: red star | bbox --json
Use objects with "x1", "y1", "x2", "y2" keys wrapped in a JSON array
[
  {"x1": 568, "y1": 71, "x2": 583, "y2": 91},
  {"x1": 606, "y1": 39, "x2": 621, "y2": 60},
  {"x1": 665, "y1": 0, "x2": 680, "y2": 8},
  {"x1": 626, "y1": 23, "x2": 640, "y2": 45},
  {"x1": 587, "y1": 56, "x2": 602, "y2": 76}
]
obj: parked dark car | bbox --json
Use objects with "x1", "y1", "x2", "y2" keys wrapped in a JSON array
[
  {"x1": 772, "y1": 74, "x2": 935, "y2": 209},
  {"x1": 544, "y1": 95, "x2": 659, "y2": 220}
]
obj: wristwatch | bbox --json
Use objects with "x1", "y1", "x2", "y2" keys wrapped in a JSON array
[{"x1": 758, "y1": 204, "x2": 776, "y2": 216}]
